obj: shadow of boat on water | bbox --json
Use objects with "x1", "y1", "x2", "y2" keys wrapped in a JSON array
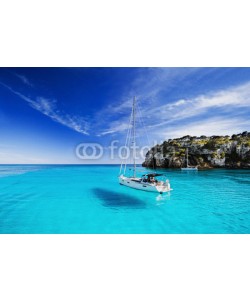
[{"x1": 93, "y1": 188, "x2": 146, "y2": 209}]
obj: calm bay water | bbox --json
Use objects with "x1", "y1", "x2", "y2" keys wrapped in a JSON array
[{"x1": 0, "y1": 164, "x2": 249, "y2": 233}]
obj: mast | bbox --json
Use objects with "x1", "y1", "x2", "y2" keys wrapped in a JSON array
[{"x1": 132, "y1": 96, "x2": 136, "y2": 177}]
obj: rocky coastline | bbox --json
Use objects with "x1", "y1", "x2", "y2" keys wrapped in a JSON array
[{"x1": 142, "y1": 131, "x2": 250, "y2": 169}]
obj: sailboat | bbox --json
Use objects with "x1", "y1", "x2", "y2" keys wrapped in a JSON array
[
  {"x1": 181, "y1": 148, "x2": 198, "y2": 171},
  {"x1": 118, "y1": 97, "x2": 172, "y2": 194}
]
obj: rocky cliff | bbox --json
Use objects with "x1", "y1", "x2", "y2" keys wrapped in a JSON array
[{"x1": 142, "y1": 131, "x2": 250, "y2": 169}]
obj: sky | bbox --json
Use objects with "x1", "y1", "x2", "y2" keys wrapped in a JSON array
[{"x1": 0, "y1": 67, "x2": 250, "y2": 164}]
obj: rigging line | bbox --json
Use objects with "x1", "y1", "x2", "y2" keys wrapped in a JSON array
[
  {"x1": 123, "y1": 104, "x2": 133, "y2": 175},
  {"x1": 137, "y1": 100, "x2": 151, "y2": 156},
  {"x1": 126, "y1": 97, "x2": 136, "y2": 175},
  {"x1": 125, "y1": 109, "x2": 133, "y2": 148},
  {"x1": 120, "y1": 108, "x2": 133, "y2": 175},
  {"x1": 132, "y1": 96, "x2": 136, "y2": 177},
  {"x1": 135, "y1": 111, "x2": 145, "y2": 161},
  {"x1": 124, "y1": 114, "x2": 133, "y2": 175},
  {"x1": 127, "y1": 98, "x2": 135, "y2": 174},
  {"x1": 137, "y1": 100, "x2": 150, "y2": 148},
  {"x1": 137, "y1": 99, "x2": 156, "y2": 170}
]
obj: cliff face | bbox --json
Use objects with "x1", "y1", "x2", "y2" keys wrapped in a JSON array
[{"x1": 142, "y1": 131, "x2": 250, "y2": 169}]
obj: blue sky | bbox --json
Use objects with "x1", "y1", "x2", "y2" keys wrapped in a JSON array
[{"x1": 0, "y1": 67, "x2": 250, "y2": 164}]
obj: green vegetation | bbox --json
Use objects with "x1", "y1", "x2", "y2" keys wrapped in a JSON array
[
  {"x1": 203, "y1": 140, "x2": 217, "y2": 150},
  {"x1": 169, "y1": 140, "x2": 181, "y2": 147},
  {"x1": 192, "y1": 139, "x2": 207, "y2": 146},
  {"x1": 211, "y1": 152, "x2": 217, "y2": 159},
  {"x1": 228, "y1": 148, "x2": 241, "y2": 162}
]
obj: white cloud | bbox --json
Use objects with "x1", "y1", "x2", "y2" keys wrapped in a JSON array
[
  {"x1": 98, "y1": 122, "x2": 131, "y2": 136},
  {"x1": 14, "y1": 73, "x2": 33, "y2": 87},
  {"x1": 0, "y1": 150, "x2": 47, "y2": 164},
  {"x1": 144, "y1": 80, "x2": 250, "y2": 130},
  {"x1": 0, "y1": 82, "x2": 89, "y2": 135},
  {"x1": 160, "y1": 116, "x2": 250, "y2": 139},
  {"x1": 94, "y1": 68, "x2": 215, "y2": 136},
  {"x1": 96, "y1": 79, "x2": 250, "y2": 140}
]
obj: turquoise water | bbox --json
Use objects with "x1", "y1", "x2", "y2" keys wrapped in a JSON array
[{"x1": 0, "y1": 164, "x2": 249, "y2": 233}]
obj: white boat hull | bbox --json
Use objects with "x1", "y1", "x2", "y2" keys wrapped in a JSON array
[
  {"x1": 119, "y1": 175, "x2": 171, "y2": 193},
  {"x1": 181, "y1": 167, "x2": 198, "y2": 171}
]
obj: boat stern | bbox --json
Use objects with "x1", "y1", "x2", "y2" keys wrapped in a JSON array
[{"x1": 156, "y1": 180, "x2": 172, "y2": 193}]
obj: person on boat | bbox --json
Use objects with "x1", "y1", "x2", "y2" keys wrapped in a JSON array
[{"x1": 149, "y1": 176, "x2": 155, "y2": 183}]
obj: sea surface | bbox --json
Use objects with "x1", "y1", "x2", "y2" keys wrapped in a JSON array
[{"x1": 0, "y1": 164, "x2": 249, "y2": 233}]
